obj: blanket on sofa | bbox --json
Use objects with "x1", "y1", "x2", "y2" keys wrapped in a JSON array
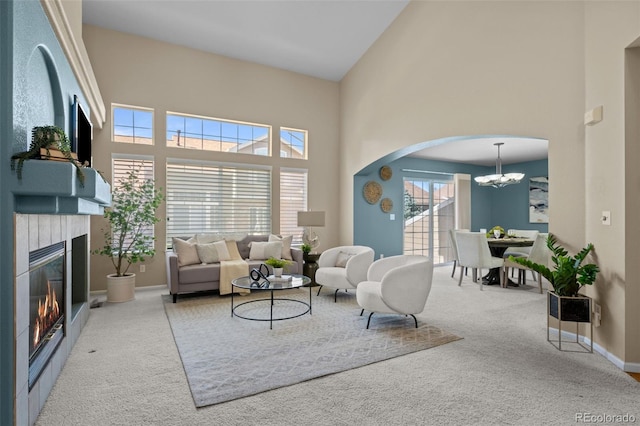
[{"x1": 219, "y1": 240, "x2": 250, "y2": 296}]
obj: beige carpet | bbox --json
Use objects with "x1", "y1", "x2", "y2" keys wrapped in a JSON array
[
  {"x1": 35, "y1": 267, "x2": 640, "y2": 425},
  {"x1": 163, "y1": 288, "x2": 461, "y2": 407}
]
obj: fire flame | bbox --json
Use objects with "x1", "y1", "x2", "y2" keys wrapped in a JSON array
[{"x1": 33, "y1": 281, "x2": 60, "y2": 350}]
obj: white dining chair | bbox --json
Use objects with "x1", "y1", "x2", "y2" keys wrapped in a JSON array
[
  {"x1": 503, "y1": 233, "x2": 549, "y2": 293},
  {"x1": 449, "y1": 228, "x2": 469, "y2": 280},
  {"x1": 455, "y1": 231, "x2": 504, "y2": 290}
]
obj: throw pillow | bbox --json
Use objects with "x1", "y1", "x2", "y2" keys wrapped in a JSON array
[
  {"x1": 172, "y1": 237, "x2": 200, "y2": 266},
  {"x1": 196, "y1": 243, "x2": 220, "y2": 264},
  {"x1": 269, "y1": 234, "x2": 293, "y2": 260},
  {"x1": 335, "y1": 251, "x2": 354, "y2": 268},
  {"x1": 249, "y1": 241, "x2": 283, "y2": 260},
  {"x1": 214, "y1": 240, "x2": 231, "y2": 261}
]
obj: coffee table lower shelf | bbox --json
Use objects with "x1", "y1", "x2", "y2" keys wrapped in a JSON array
[{"x1": 230, "y1": 274, "x2": 312, "y2": 329}]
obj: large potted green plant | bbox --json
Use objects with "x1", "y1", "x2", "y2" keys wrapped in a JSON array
[
  {"x1": 509, "y1": 233, "x2": 599, "y2": 322},
  {"x1": 93, "y1": 168, "x2": 164, "y2": 302}
]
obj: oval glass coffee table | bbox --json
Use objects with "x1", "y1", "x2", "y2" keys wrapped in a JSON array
[{"x1": 231, "y1": 274, "x2": 311, "y2": 329}]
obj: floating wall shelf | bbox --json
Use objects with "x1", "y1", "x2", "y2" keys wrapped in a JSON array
[{"x1": 11, "y1": 160, "x2": 111, "y2": 215}]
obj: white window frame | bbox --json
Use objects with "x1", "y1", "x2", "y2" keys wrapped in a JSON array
[
  {"x1": 111, "y1": 104, "x2": 154, "y2": 145},
  {"x1": 111, "y1": 154, "x2": 156, "y2": 251},
  {"x1": 165, "y1": 158, "x2": 272, "y2": 246},
  {"x1": 280, "y1": 168, "x2": 308, "y2": 244},
  {"x1": 166, "y1": 111, "x2": 271, "y2": 156},
  {"x1": 279, "y1": 127, "x2": 307, "y2": 159}
]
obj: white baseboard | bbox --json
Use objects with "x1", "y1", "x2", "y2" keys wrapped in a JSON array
[{"x1": 548, "y1": 327, "x2": 640, "y2": 373}]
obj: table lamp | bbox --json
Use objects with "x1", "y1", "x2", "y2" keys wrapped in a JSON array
[{"x1": 297, "y1": 211, "x2": 325, "y2": 252}]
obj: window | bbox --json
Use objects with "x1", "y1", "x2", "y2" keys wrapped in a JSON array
[
  {"x1": 166, "y1": 159, "x2": 271, "y2": 246},
  {"x1": 280, "y1": 127, "x2": 307, "y2": 159},
  {"x1": 403, "y1": 178, "x2": 455, "y2": 264},
  {"x1": 111, "y1": 155, "x2": 156, "y2": 250},
  {"x1": 280, "y1": 169, "x2": 308, "y2": 244},
  {"x1": 166, "y1": 112, "x2": 270, "y2": 156},
  {"x1": 112, "y1": 105, "x2": 153, "y2": 145}
]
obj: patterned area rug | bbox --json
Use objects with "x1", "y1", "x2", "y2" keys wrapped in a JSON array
[{"x1": 163, "y1": 288, "x2": 462, "y2": 408}]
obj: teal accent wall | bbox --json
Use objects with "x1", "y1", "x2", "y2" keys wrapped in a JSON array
[
  {"x1": 0, "y1": 1, "x2": 13, "y2": 422},
  {"x1": 353, "y1": 156, "x2": 547, "y2": 258},
  {"x1": 1, "y1": 1, "x2": 89, "y2": 423}
]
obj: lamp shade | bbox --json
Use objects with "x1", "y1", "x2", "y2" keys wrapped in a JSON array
[{"x1": 297, "y1": 211, "x2": 325, "y2": 227}]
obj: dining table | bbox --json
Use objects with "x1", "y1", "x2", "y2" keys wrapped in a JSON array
[{"x1": 484, "y1": 237, "x2": 535, "y2": 287}]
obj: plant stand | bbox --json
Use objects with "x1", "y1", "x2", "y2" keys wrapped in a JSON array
[
  {"x1": 303, "y1": 253, "x2": 320, "y2": 287},
  {"x1": 547, "y1": 292, "x2": 593, "y2": 352}
]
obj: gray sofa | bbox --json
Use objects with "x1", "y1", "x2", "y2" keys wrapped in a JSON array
[{"x1": 166, "y1": 234, "x2": 303, "y2": 302}]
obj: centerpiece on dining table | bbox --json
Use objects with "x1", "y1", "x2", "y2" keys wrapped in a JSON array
[{"x1": 487, "y1": 225, "x2": 505, "y2": 239}]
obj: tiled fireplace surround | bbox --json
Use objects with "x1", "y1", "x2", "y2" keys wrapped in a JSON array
[{"x1": 14, "y1": 213, "x2": 90, "y2": 425}]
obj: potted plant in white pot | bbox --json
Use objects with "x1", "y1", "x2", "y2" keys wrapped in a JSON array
[
  {"x1": 264, "y1": 257, "x2": 291, "y2": 277},
  {"x1": 508, "y1": 233, "x2": 599, "y2": 323},
  {"x1": 93, "y1": 168, "x2": 164, "y2": 302}
]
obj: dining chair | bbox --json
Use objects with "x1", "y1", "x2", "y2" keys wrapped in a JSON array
[
  {"x1": 455, "y1": 231, "x2": 504, "y2": 290},
  {"x1": 504, "y1": 229, "x2": 539, "y2": 280},
  {"x1": 503, "y1": 233, "x2": 549, "y2": 293},
  {"x1": 449, "y1": 228, "x2": 469, "y2": 280}
]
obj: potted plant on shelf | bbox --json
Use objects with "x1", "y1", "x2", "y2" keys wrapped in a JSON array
[
  {"x1": 264, "y1": 257, "x2": 291, "y2": 277},
  {"x1": 11, "y1": 125, "x2": 86, "y2": 185},
  {"x1": 93, "y1": 168, "x2": 164, "y2": 302},
  {"x1": 508, "y1": 233, "x2": 599, "y2": 322}
]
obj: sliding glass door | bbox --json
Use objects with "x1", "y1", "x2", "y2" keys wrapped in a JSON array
[{"x1": 403, "y1": 178, "x2": 455, "y2": 264}]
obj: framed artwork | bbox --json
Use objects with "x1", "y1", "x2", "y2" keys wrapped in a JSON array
[{"x1": 529, "y1": 176, "x2": 549, "y2": 223}]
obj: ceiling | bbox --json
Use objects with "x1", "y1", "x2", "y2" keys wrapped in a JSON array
[
  {"x1": 82, "y1": 0, "x2": 548, "y2": 166},
  {"x1": 408, "y1": 137, "x2": 548, "y2": 167},
  {"x1": 82, "y1": 0, "x2": 410, "y2": 82}
]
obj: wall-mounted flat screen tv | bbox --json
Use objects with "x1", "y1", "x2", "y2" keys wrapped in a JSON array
[{"x1": 72, "y1": 95, "x2": 92, "y2": 167}]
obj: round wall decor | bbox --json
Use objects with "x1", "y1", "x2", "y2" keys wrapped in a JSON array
[
  {"x1": 379, "y1": 165, "x2": 392, "y2": 181},
  {"x1": 380, "y1": 198, "x2": 393, "y2": 213},
  {"x1": 363, "y1": 181, "x2": 383, "y2": 204}
]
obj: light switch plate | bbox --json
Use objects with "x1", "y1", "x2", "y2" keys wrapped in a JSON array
[{"x1": 602, "y1": 211, "x2": 611, "y2": 226}]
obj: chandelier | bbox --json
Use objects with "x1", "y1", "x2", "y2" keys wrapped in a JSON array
[{"x1": 474, "y1": 142, "x2": 525, "y2": 188}]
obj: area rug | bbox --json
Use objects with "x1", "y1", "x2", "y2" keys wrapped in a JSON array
[{"x1": 163, "y1": 288, "x2": 462, "y2": 408}]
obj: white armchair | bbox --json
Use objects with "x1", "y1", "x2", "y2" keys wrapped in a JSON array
[
  {"x1": 315, "y1": 245, "x2": 375, "y2": 302},
  {"x1": 356, "y1": 255, "x2": 433, "y2": 329}
]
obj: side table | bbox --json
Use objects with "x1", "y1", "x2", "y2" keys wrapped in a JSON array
[{"x1": 303, "y1": 253, "x2": 321, "y2": 286}]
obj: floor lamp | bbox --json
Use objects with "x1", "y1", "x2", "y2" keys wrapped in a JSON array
[{"x1": 297, "y1": 211, "x2": 325, "y2": 253}]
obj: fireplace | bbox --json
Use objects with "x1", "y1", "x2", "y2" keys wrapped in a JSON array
[{"x1": 28, "y1": 241, "x2": 65, "y2": 389}]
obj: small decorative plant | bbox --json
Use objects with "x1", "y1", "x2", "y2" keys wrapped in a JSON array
[
  {"x1": 264, "y1": 257, "x2": 291, "y2": 269},
  {"x1": 487, "y1": 225, "x2": 505, "y2": 238},
  {"x1": 11, "y1": 125, "x2": 85, "y2": 185},
  {"x1": 301, "y1": 243, "x2": 312, "y2": 255},
  {"x1": 508, "y1": 233, "x2": 599, "y2": 297},
  {"x1": 93, "y1": 168, "x2": 164, "y2": 277}
]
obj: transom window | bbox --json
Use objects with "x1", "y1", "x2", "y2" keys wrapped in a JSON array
[
  {"x1": 112, "y1": 104, "x2": 153, "y2": 145},
  {"x1": 280, "y1": 127, "x2": 307, "y2": 159},
  {"x1": 166, "y1": 112, "x2": 270, "y2": 156}
]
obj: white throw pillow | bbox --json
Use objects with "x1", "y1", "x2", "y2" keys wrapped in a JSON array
[
  {"x1": 213, "y1": 240, "x2": 231, "y2": 261},
  {"x1": 172, "y1": 237, "x2": 200, "y2": 266},
  {"x1": 196, "y1": 243, "x2": 220, "y2": 264},
  {"x1": 249, "y1": 241, "x2": 283, "y2": 260},
  {"x1": 269, "y1": 234, "x2": 293, "y2": 260}
]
